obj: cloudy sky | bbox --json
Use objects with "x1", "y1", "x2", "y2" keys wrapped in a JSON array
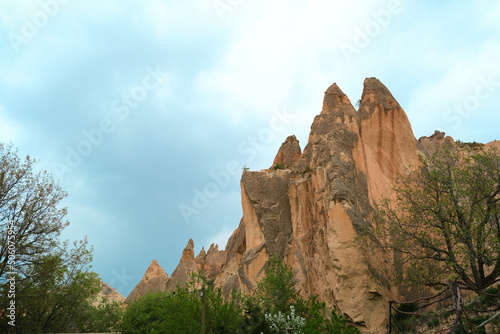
[{"x1": 1, "y1": 0, "x2": 499, "y2": 297}]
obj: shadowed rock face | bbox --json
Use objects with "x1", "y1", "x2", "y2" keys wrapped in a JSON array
[
  {"x1": 96, "y1": 281, "x2": 125, "y2": 306},
  {"x1": 124, "y1": 78, "x2": 497, "y2": 333}
]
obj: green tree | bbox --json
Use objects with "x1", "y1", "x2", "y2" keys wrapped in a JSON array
[
  {"x1": 294, "y1": 296, "x2": 360, "y2": 334},
  {"x1": 76, "y1": 297, "x2": 124, "y2": 333},
  {"x1": 247, "y1": 257, "x2": 360, "y2": 334},
  {"x1": 122, "y1": 290, "x2": 201, "y2": 334},
  {"x1": 122, "y1": 273, "x2": 242, "y2": 333},
  {"x1": 238, "y1": 295, "x2": 268, "y2": 334},
  {"x1": 254, "y1": 256, "x2": 297, "y2": 314},
  {"x1": 0, "y1": 144, "x2": 113, "y2": 332},
  {"x1": 376, "y1": 146, "x2": 500, "y2": 291}
]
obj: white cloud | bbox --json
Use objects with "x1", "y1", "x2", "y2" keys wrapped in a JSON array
[
  {"x1": 406, "y1": 42, "x2": 500, "y2": 139},
  {"x1": 195, "y1": 0, "x2": 382, "y2": 122}
]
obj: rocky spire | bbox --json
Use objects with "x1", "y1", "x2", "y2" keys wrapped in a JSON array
[
  {"x1": 125, "y1": 260, "x2": 169, "y2": 304},
  {"x1": 271, "y1": 135, "x2": 302, "y2": 169}
]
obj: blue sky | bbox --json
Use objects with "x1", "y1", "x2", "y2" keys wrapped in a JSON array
[{"x1": 1, "y1": 0, "x2": 499, "y2": 297}]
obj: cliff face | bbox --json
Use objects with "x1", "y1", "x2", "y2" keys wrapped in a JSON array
[
  {"x1": 125, "y1": 78, "x2": 496, "y2": 332},
  {"x1": 213, "y1": 78, "x2": 416, "y2": 331}
]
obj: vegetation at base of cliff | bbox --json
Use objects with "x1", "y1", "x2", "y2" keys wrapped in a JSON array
[
  {"x1": 0, "y1": 143, "x2": 123, "y2": 333},
  {"x1": 375, "y1": 145, "x2": 500, "y2": 292},
  {"x1": 122, "y1": 257, "x2": 360, "y2": 334},
  {"x1": 122, "y1": 274, "x2": 242, "y2": 333}
]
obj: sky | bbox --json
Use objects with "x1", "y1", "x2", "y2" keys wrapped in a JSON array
[{"x1": 0, "y1": 0, "x2": 499, "y2": 297}]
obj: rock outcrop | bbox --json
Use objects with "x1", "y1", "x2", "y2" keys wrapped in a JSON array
[
  {"x1": 164, "y1": 239, "x2": 226, "y2": 290},
  {"x1": 212, "y1": 78, "x2": 408, "y2": 331},
  {"x1": 124, "y1": 78, "x2": 498, "y2": 333},
  {"x1": 96, "y1": 281, "x2": 125, "y2": 305},
  {"x1": 125, "y1": 259, "x2": 169, "y2": 304},
  {"x1": 271, "y1": 135, "x2": 302, "y2": 168}
]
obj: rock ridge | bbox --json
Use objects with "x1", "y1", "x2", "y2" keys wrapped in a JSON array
[{"x1": 124, "y1": 78, "x2": 497, "y2": 333}]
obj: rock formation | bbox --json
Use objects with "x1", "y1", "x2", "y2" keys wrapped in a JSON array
[
  {"x1": 125, "y1": 259, "x2": 169, "y2": 304},
  {"x1": 271, "y1": 135, "x2": 302, "y2": 168},
  {"x1": 95, "y1": 281, "x2": 125, "y2": 305},
  {"x1": 125, "y1": 78, "x2": 498, "y2": 333},
  {"x1": 164, "y1": 239, "x2": 226, "y2": 290}
]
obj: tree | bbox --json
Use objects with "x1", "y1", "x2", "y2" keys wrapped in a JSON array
[
  {"x1": 74, "y1": 297, "x2": 124, "y2": 333},
  {"x1": 245, "y1": 257, "x2": 360, "y2": 334},
  {"x1": 254, "y1": 256, "x2": 297, "y2": 314},
  {"x1": 121, "y1": 290, "x2": 201, "y2": 334},
  {"x1": 0, "y1": 143, "x2": 111, "y2": 332},
  {"x1": 0, "y1": 144, "x2": 69, "y2": 280},
  {"x1": 376, "y1": 145, "x2": 500, "y2": 292},
  {"x1": 122, "y1": 274, "x2": 242, "y2": 333}
]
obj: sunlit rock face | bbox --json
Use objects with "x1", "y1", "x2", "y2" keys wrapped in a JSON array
[
  {"x1": 214, "y1": 78, "x2": 421, "y2": 332},
  {"x1": 124, "y1": 259, "x2": 169, "y2": 305},
  {"x1": 127, "y1": 78, "x2": 496, "y2": 333}
]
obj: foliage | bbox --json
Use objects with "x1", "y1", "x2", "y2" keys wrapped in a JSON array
[
  {"x1": 376, "y1": 146, "x2": 500, "y2": 291},
  {"x1": 294, "y1": 296, "x2": 360, "y2": 334},
  {"x1": 247, "y1": 257, "x2": 359, "y2": 334},
  {"x1": 122, "y1": 290, "x2": 201, "y2": 334},
  {"x1": 265, "y1": 305, "x2": 306, "y2": 334},
  {"x1": 0, "y1": 143, "x2": 69, "y2": 279},
  {"x1": 325, "y1": 310, "x2": 360, "y2": 334},
  {"x1": 122, "y1": 273, "x2": 241, "y2": 333},
  {"x1": 238, "y1": 295, "x2": 268, "y2": 334},
  {"x1": 302, "y1": 165, "x2": 311, "y2": 177},
  {"x1": 273, "y1": 163, "x2": 286, "y2": 170},
  {"x1": 77, "y1": 297, "x2": 124, "y2": 333},
  {"x1": 255, "y1": 257, "x2": 297, "y2": 314},
  {"x1": 0, "y1": 144, "x2": 112, "y2": 333}
]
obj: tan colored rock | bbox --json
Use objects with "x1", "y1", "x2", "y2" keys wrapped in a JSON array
[
  {"x1": 131, "y1": 78, "x2": 498, "y2": 333},
  {"x1": 271, "y1": 135, "x2": 302, "y2": 169},
  {"x1": 166, "y1": 239, "x2": 199, "y2": 290},
  {"x1": 485, "y1": 140, "x2": 500, "y2": 152},
  {"x1": 125, "y1": 260, "x2": 169, "y2": 304},
  {"x1": 417, "y1": 130, "x2": 454, "y2": 155},
  {"x1": 213, "y1": 81, "x2": 395, "y2": 332},
  {"x1": 353, "y1": 77, "x2": 421, "y2": 204},
  {"x1": 95, "y1": 281, "x2": 125, "y2": 306},
  {"x1": 166, "y1": 239, "x2": 227, "y2": 291}
]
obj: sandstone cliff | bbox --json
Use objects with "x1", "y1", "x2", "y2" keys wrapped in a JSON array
[
  {"x1": 125, "y1": 78, "x2": 497, "y2": 333},
  {"x1": 212, "y1": 78, "x2": 412, "y2": 332}
]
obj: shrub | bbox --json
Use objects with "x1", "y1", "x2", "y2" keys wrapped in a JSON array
[{"x1": 273, "y1": 162, "x2": 286, "y2": 170}]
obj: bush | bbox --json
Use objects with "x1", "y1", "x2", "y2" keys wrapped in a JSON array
[
  {"x1": 273, "y1": 162, "x2": 286, "y2": 170},
  {"x1": 122, "y1": 274, "x2": 241, "y2": 334}
]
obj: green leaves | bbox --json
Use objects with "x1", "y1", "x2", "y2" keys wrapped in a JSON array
[
  {"x1": 0, "y1": 143, "x2": 120, "y2": 332},
  {"x1": 254, "y1": 257, "x2": 297, "y2": 314},
  {"x1": 376, "y1": 145, "x2": 500, "y2": 291},
  {"x1": 122, "y1": 274, "x2": 242, "y2": 333}
]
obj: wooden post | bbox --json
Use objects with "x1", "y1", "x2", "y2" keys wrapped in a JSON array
[{"x1": 202, "y1": 285, "x2": 206, "y2": 334}]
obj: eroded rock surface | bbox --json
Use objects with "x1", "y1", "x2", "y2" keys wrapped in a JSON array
[
  {"x1": 125, "y1": 260, "x2": 169, "y2": 304},
  {"x1": 124, "y1": 78, "x2": 496, "y2": 333}
]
